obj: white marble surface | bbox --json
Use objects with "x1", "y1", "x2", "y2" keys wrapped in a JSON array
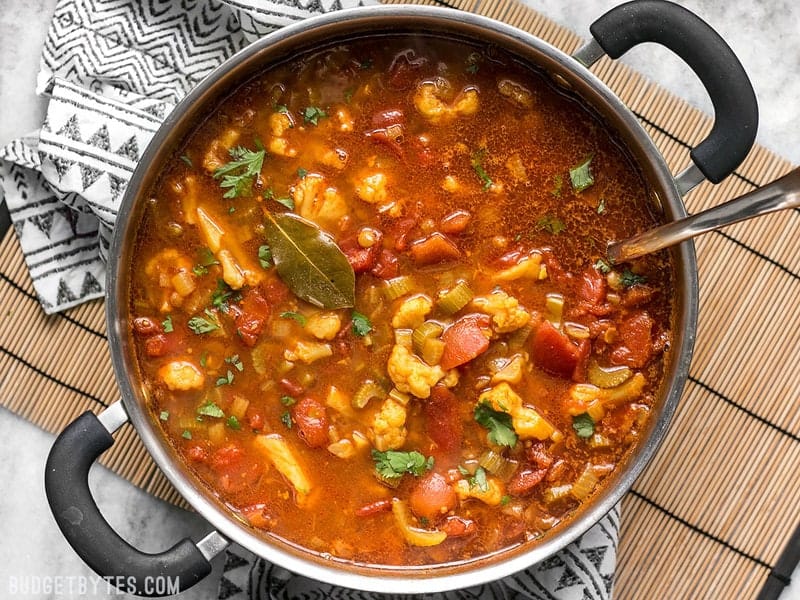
[{"x1": 0, "y1": 1, "x2": 798, "y2": 599}]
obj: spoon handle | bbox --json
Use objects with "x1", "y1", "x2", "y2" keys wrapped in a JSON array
[{"x1": 607, "y1": 167, "x2": 800, "y2": 263}]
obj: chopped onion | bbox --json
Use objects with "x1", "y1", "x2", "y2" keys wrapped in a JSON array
[{"x1": 571, "y1": 464, "x2": 599, "y2": 500}]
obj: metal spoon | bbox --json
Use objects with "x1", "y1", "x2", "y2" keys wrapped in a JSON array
[{"x1": 606, "y1": 167, "x2": 800, "y2": 263}]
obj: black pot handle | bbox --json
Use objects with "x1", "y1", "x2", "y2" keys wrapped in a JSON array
[
  {"x1": 586, "y1": 0, "x2": 758, "y2": 184},
  {"x1": 45, "y1": 407, "x2": 215, "y2": 596}
]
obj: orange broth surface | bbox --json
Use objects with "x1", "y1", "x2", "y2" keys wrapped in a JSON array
[{"x1": 129, "y1": 36, "x2": 673, "y2": 567}]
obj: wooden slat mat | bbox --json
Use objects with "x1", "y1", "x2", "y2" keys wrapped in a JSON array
[{"x1": 2, "y1": 0, "x2": 798, "y2": 597}]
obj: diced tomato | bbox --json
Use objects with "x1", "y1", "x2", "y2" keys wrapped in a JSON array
[
  {"x1": 355, "y1": 499, "x2": 393, "y2": 517},
  {"x1": 210, "y1": 444, "x2": 243, "y2": 471},
  {"x1": 441, "y1": 515, "x2": 477, "y2": 537},
  {"x1": 132, "y1": 317, "x2": 160, "y2": 336},
  {"x1": 365, "y1": 125, "x2": 405, "y2": 158},
  {"x1": 371, "y1": 108, "x2": 405, "y2": 128},
  {"x1": 577, "y1": 267, "x2": 607, "y2": 305},
  {"x1": 233, "y1": 288, "x2": 271, "y2": 346},
  {"x1": 409, "y1": 472, "x2": 457, "y2": 521},
  {"x1": 610, "y1": 310, "x2": 654, "y2": 368},
  {"x1": 440, "y1": 313, "x2": 491, "y2": 370},
  {"x1": 409, "y1": 232, "x2": 461, "y2": 266},
  {"x1": 387, "y1": 49, "x2": 428, "y2": 90},
  {"x1": 247, "y1": 412, "x2": 264, "y2": 431},
  {"x1": 370, "y1": 248, "x2": 399, "y2": 279},
  {"x1": 279, "y1": 378, "x2": 304, "y2": 396},
  {"x1": 439, "y1": 210, "x2": 472, "y2": 235},
  {"x1": 144, "y1": 334, "x2": 168, "y2": 357},
  {"x1": 388, "y1": 217, "x2": 417, "y2": 251},
  {"x1": 424, "y1": 386, "x2": 463, "y2": 463},
  {"x1": 530, "y1": 320, "x2": 586, "y2": 378},
  {"x1": 621, "y1": 285, "x2": 657, "y2": 307},
  {"x1": 409, "y1": 136, "x2": 434, "y2": 167},
  {"x1": 260, "y1": 277, "x2": 291, "y2": 305},
  {"x1": 507, "y1": 467, "x2": 548, "y2": 497},
  {"x1": 186, "y1": 444, "x2": 208, "y2": 462},
  {"x1": 292, "y1": 397, "x2": 329, "y2": 448},
  {"x1": 340, "y1": 236, "x2": 380, "y2": 273},
  {"x1": 525, "y1": 441, "x2": 554, "y2": 469}
]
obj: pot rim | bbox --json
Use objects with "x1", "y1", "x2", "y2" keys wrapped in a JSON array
[{"x1": 106, "y1": 4, "x2": 698, "y2": 592}]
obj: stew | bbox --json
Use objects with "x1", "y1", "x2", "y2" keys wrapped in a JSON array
[{"x1": 129, "y1": 35, "x2": 673, "y2": 567}]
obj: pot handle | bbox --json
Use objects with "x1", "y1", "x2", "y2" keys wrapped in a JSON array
[
  {"x1": 45, "y1": 402, "x2": 225, "y2": 596},
  {"x1": 576, "y1": 0, "x2": 758, "y2": 186}
]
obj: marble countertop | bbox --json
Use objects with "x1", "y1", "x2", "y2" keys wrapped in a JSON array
[{"x1": 0, "y1": 1, "x2": 797, "y2": 599}]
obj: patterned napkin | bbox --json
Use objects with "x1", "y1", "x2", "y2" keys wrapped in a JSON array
[{"x1": 0, "y1": 0, "x2": 619, "y2": 597}]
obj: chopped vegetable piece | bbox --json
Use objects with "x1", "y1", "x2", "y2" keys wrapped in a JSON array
[
  {"x1": 226, "y1": 415, "x2": 242, "y2": 430},
  {"x1": 478, "y1": 449, "x2": 518, "y2": 480},
  {"x1": 159, "y1": 410, "x2": 169, "y2": 421},
  {"x1": 440, "y1": 313, "x2": 491, "y2": 370},
  {"x1": 530, "y1": 320, "x2": 583, "y2": 378},
  {"x1": 470, "y1": 148, "x2": 493, "y2": 191},
  {"x1": 351, "y1": 310, "x2": 373, "y2": 337},
  {"x1": 437, "y1": 281, "x2": 474, "y2": 314},
  {"x1": 280, "y1": 411, "x2": 293, "y2": 429},
  {"x1": 469, "y1": 466, "x2": 490, "y2": 493},
  {"x1": 474, "y1": 401, "x2": 518, "y2": 447},
  {"x1": 280, "y1": 395, "x2": 297, "y2": 407},
  {"x1": 391, "y1": 499, "x2": 447, "y2": 547},
  {"x1": 384, "y1": 276, "x2": 414, "y2": 300},
  {"x1": 254, "y1": 434, "x2": 312, "y2": 505},
  {"x1": 571, "y1": 464, "x2": 599, "y2": 499},
  {"x1": 551, "y1": 173, "x2": 563, "y2": 197},
  {"x1": 188, "y1": 315, "x2": 219, "y2": 334},
  {"x1": 594, "y1": 258, "x2": 612, "y2": 274},
  {"x1": 569, "y1": 156, "x2": 594, "y2": 193},
  {"x1": 197, "y1": 401, "x2": 225, "y2": 418},
  {"x1": 353, "y1": 380, "x2": 385, "y2": 409},
  {"x1": 181, "y1": 430, "x2": 192, "y2": 440},
  {"x1": 620, "y1": 268, "x2": 647, "y2": 287},
  {"x1": 216, "y1": 370, "x2": 234, "y2": 386},
  {"x1": 303, "y1": 106, "x2": 328, "y2": 125},
  {"x1": 572, "y1": 413, "x2": 594, "y2": 438},
  {"x1": 280, "y1": 311, "x2": 307, "y2": 326}
]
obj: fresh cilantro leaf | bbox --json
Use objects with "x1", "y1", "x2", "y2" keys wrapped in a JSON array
[
  {"x1": 551, "y1": 173, "x2": 563, "y2": 197},
  {"x1": 572, "y1": 413, "x2": 594, "y2": 439},
  {"x1": 275, "y1": 196, "x2": 295, "y2": 210},
  {"x1": 569, "y1": 156, "x2": 594, "y2": 193},
  {"x1": 159, "y1": 410, "x2": 169, "y2": 421},
  {"x1": 536, "y1": 215, "x2": 566, "y2": 235},
  {"x1": 303, "y1": 106, "x2": 328, "y2": 125},
  {"x1": 225, "y1": 354, "x2": 244, "y2": 372},
  {"x1": 211, "y1": 279, "x2": 240, "y2": 312},
  {"x1": 280, "y1": 411, "x2": 293, "y2": 429},
  {"x1": 275, "y1": 104, "x2": 289, "y2": 114},
  {"x1": 620, "y1": 268, "x2": 647, "y2": 287},
  {"x1": 216, "y1": 370, "x2": 234, "y2": 387},
  {"x1": 192, "y1": 265, "x2": 208, "y2": 276},
  {"x1": 297, "y1": 167, "x2": 308, "y2": 179},
  {"x1": 228, "y1": 206, "x2": 236, "y2": 214},
  {"x1": 280, "y1": 311, "x2": 307, "y2": 326},
  {"x1": 197, "y1": 401, "x2": 225, "y2": 418},
  {"x1": 469, "y1": 466, "x2": 489, "y2": 493},
  {"x1": 280, "y1": 395, "x2": 296, "y2": 407},
  {"x1": 351, "y1": 310, "x2": 372, "y2": 337},
  {"x1": 182, "y1": 430, "x2": 192, "y2": 440},
  {"x1": 597, "y1": 197, "x2": 607, "y2": 215},
  {"x1": 180, "y1": 154, "x2": 193, "y2": 168},
  {"x1": 501, "y1": 494, "x2": 511, "y2": 505},
  {"x1": 372, "y1": 449, "x2": 434, "y2": 480},
  {"x1": 194, "y1": 248, "x2": 219, "y2": 276},
  {"x1": 212, "y1": 146, "x2": 266, "y2": 198},
  {"x1": 471, "y1": 148, "x2": 493, "y2": 191},
  {"x1": 188, "y1": 314, "x2": 219, "y2": 334},
  {"x1": 474, "y1": 400, "x2": 518, "y2": 447},
  {"x1": 226, "y1": 415, "x2": 241, "y2": 430},
  {"x1": 594, "y1": 258, "x2": 612, "y2": 274},
  {"x1": 162, "y1": 315, "x2": 173, "y2": 333},
  {"x1": 258, "y1": 245, "x2": 273, "y2": 269}
]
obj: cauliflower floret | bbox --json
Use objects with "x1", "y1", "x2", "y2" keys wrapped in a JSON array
[
  {"x1": 292, "y1": 174, "x2": 348, "y2": 229},
  {"x1": 158, "y1": 360, "x2": 204, "y2": 391},
  {"x1": 387, "y1": 344, "x2": 446, "y2": 399},
  {"x1": 268, "y1": 136, "x2": 297, "y2": 157},
  {"x1": 391, "y1": 294, "x2": 433, "y2": 329},
  {"x1": 369, "y1": 397, "x2": 407, "y2": 451},
  {"x1": 144, "y1": 249, "x2": 197, "y2": 312},
  {"x1": 490, "y1": 354, "x2": 527, "y2": 385},
  {"x1": 305, "y1": 312, "x2": 342, "y2": 340},
  {"x1": 479, "y1": 382, "x2": 556, "y2": 441},
  {"x1": 493, "y1": 252, "x2": 543, "y2": 282},
  {"x1": 284, "y1": 340, "x2": 333, "y2": 364},
  {"x1": 202, "y1": 129, "x2": 240, "y2": 174},
  {"x1": 455, "y1": 476, "x2": 504, "y2": 506},
  {"x1": 270, "y1": 111, "x2": 294, "y2": 137},
  {"x1": 355, "y1": 173, "x2": 388, "y2": 204},
  {"x1": 472, "y1": 290, "x2": 531, "y2": 333},
  {"x1": 414, "y1": 81, "x2": 479, "y2": 124}
]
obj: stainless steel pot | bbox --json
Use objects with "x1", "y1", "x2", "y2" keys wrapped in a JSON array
[{"x1": 45, "y1": 2, "x2": 758, "y2": 596}]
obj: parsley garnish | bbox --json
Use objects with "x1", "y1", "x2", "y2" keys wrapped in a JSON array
[
  {"x1": 469, "y1": 466, "x2": 489, "y2": 493},
  {"x1": 351, "y1": 310, "x2": 372, "y2": 337},
  {"x1": 594, "y1": 258, "x2": 612, "y2": 274},
  {"x1": 212, "y1": 146, "x2": 266, "y2": 198},
  {"x1": 226, "y1": 415, "x2": 241, "y2": 430},
  {"x1": 264, "y1": 188, "x2": 295, "y2": 209},
  {"x1": 197, "y1": 401, "x2": 225, "y2": 418},
  {"x1": 211, "y1": 279, "x2": 240, "y2": 312},
  {"x1": 180, "y1": 154, "x2": 193, "y2": 168},
  {"x1": 536, "y1": 215, "x2": 566, "y2": 235},
  {"x1": 569, "y1": 156, "x2": 594, "y2": 193},
  {"x1": 182, "y1": 430, "x2": 192, "y2": 440},
  {"x1": 162, "y1": 315, "x2": 173, "y2": 333},
  {"x1": 372, "y1": 449, "x2": 434, "y2": 480},
  {"x1": 474, "y1": 400, "x2": 518, "y2": 447},
  {"x1": 258, "y1": 245, "x2": 273, "y2": 269},
  {"x1": 225, "y1": 354, "x2": 244, "y2": 372},
  {"x1": 572, "y1": 413, "x2": 594, "y2": 439},
  {"x1": 471, "y1": 148, "x2": 493, "y2": 191},
  {"x1": 620, "y1": 269, "x2": 647, "y2": 287},
  {"x1": 280, "y1": 411, "x2": 293, "y2": 429},
  {"x1": 551, "y1": 173, "x2": 563, "y2": 197},
  {"x1": 501, "y1": 494, "x2": 511, "y2": 505},
  {"x1": 159, "y1": 410, "x2": 169, "y2": 421},
  {"x1": 280, "y1": 311, "x2": 307, "y2": 326},
  {"x1": 297, "y1": 167, "x2": 308, "y2": 179},
  {"x1": 194, "y1": 248, "x2": 219, "y2": 276},
  {"x1": 303, "y1": 106, "x2": 327, "y2": 125},
  {"x1": 280, "y1": 395, "x2": 296, "y2": 407},
  {"x1": 188, "y1": 313, "x2": 219, "y2": 334},
  {"x1": 216, "y1": 370, "x2": 234, "y2": 387},
  {"x1": 275, "y1": 104, "x2": 289, "y2": 114}
]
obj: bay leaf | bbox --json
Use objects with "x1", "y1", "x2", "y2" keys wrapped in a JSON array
[{"x1": 263, "y1": 211, "x2": 355, "y2": 309}]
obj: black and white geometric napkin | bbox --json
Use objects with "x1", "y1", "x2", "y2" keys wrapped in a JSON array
[{"x1": 0, "y1": 0, "x2": 619, "y2": 597}]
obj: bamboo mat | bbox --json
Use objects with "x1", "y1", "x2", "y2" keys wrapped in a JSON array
[{"x1": 2, "y1": 0, "x2": 799, "y2": 598}]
